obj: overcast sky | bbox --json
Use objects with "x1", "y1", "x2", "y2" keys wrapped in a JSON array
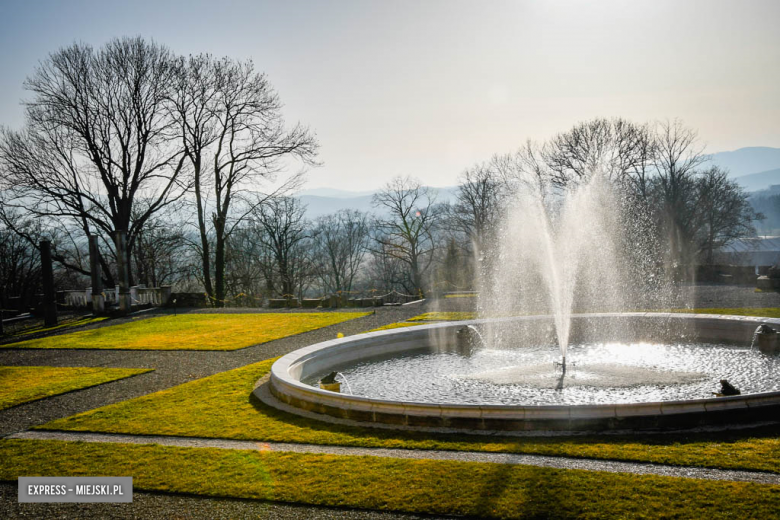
[{"x1": 1, "y1": 0, "x2": 778, "y2": 190}]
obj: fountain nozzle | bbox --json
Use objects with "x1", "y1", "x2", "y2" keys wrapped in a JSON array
[{"x1": 553, "y1": 356, "x2": 574, "y2": 373}]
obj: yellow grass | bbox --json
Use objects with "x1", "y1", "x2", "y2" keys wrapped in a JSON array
[
  {"x1": 40, "y1": 358, "x2": 780, "y2": 474},
  {"x1": 0, "y1": 366, "x2": 152, "y2": 410},
  {"x1": 407, "y1": 312, "x2": 476, "y2": 322},
  {"x1": 367, "y1": 321, "x2": 431, "y2": 332},
  {"x1": 4, "y1": 312, "x2": 371, "y2": 351},
  {"x1": 2, "y1": 439, "x2": 779, "y2": 519},
  {"x1": 9, "y1": 315, "x2": 108, "y2": 337}
]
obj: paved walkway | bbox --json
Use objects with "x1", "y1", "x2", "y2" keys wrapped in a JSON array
[{"x1": 11, "y1": 430, "x2": 780, "y2": 485}]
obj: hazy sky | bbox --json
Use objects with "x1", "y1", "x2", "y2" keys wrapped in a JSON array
[{"x1": 1, "y1": 0, "x2": 778, "y2": 190}]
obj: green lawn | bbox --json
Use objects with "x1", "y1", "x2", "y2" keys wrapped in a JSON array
[
  {"x1": 0, "y1": 366, "x2": 152, "y2": 410},
  {"x1": 2, "y1": 439, "x2": 778, "y2": 519},
  {"x1": 367, "y1": 321, "x2": 429, "y2": 332},
  {"x1": 671, "y1": 307, "x2": 780, "y2": 318},
  {"x1": 368, "y1": 311, "x2": 474, "y2": 331},
  {"x1": 39, "y1": 358, "x2": 780, "y2": 474},
  {"x1": 3, "y1": 312, "x2": 371, "y2": 351},
  {"x1": 7, "y1": 315, "x2": 108, "y2": 337},
  {"x1": 407, "y1": 311, "x2": 476, "y2": 321}
]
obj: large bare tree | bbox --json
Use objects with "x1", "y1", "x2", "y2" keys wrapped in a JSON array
[
  {"x1": 0, "y1": 37, "x2": 187, "y2": 312},
  {"x1": 253, "y1": 197, "x2": 310, "y2": 298},
  {"x1": 311, "y1": 209, "x2": 370, "y2": 295},
  {"x1": 372, "y1": 176, "x2": 440, "y2": 295},
  {"x1": 447, "y1": 163, "x2": 504, "y2": 255},
  {"x1": 172, "y1": 54, "x2": 318, "y2": 307},
  {"x1": 650, "y1": 119, "x2": 708, "y2": 266},
  {"x1": 542, "y1": 118, "x2": 656, "y2": 194},
  {"x1": 692, "y1": 167, "x2": 759, "y2": 265}
]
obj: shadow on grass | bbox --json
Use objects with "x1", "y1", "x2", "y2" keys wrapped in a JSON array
[{"x1": 247, "y1": 388, "x2": 780, "y2": 472}]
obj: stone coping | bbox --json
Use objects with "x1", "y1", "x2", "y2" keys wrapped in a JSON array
[{"x1": 266, "y1": 313, "x2": 780, "y2": 431}]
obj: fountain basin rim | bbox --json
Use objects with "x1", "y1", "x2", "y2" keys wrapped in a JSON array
[{"x1": 264, "y1": 313, "x2": 780, "y2": 431}]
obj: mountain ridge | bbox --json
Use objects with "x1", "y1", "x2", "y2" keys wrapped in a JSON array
[{"x1": 295, "y1": 147, "x2": 780, "y2": 218}]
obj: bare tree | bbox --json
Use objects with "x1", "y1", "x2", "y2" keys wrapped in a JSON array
[
  {"x1": 131, "y1": 213, "x2": 188, "y2": 287},
  {"x1": 542, "y1": 118, "x2": 656, "y2": 193},
  {"x1": 650, "y1": 119, "x2": 708, "y2": 265},
  {"x1": 311, "y1": 209, "x2": 370, "y2": 295},
  {"x1": 692, "y1": 167, "x2": 760, "y2": 265},
  {"x1": 0, "y1": 215, "x2": 42, "y2": 310},
  {"x1": 365, "y1": 239, "x2": 406, "y2": 293},
  {"x1": 253, "y1": 197, "x2": 310, "y2": 297},
  {"x1": 221, "y1": 226, "x2": 272, "y2": 305},
  {"x1": 372, "y1": 177, "x2": 440, "y2": 295},
  {"x1": 447, "y1": 163, "x2": 504, "y2": 255},
  {"x1": 172, "y1": 54, "x2": 318, "y2": 307},
  {"x1": 0, "y1": 37, "x2": 187, "y2": 312}
]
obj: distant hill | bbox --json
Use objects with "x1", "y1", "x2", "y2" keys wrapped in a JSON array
[
  {"x1": 708, "y1": 147, "x2": 780, "y2": 178},
  {"x1": 297, "y1": 194, "x2": 376, "y2": 219},
  {"x1": 735, "y1": 168, "x2": 780, "y2": 193},
  {"x1": 294, "y1": 147, "x2": 780, "y2": 215},
  {"x1": 295, "y1": 187, "x2": 378, "y2": 198},
  {"x1": 296, "y1": 186, "x2": 459, "y2": 219}
]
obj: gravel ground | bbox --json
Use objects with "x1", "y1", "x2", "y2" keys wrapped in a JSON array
[
  {"x1": 11, "y1": 430, "x2": 780, "y2": 485},
  {"x1": 0, "y1": 305, "x2": 423, "y2": 436},
  {"x1": 0, "y1": 482, "x2": 441, "y2": 519}
]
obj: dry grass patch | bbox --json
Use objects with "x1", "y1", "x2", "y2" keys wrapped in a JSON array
[
  {"x1": 4, "y1": 312, "x2": 371, "y2": 351},
  {"x1": 0, "y1": 366, "x2": 152, "y2": 410}
]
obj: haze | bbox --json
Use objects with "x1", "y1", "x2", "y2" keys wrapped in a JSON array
[{"x1": 1, "y1": 0, "x2": 778, "y2": 190}]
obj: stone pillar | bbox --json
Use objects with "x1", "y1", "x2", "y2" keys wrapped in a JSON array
[
  {"x1": 88, "y1": 235, "x2": 105, "y2": 314},
  {"x1": 115, "y1": 230, "x2": 132, "y2": 314},
  {"x1": 160, "y1": 286, "x2": 172, "y2": 306},
  {"x1": 40, "y1": 240, "x2": 58, "y2": 327}
]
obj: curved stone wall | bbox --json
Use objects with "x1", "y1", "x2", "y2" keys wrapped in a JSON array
[{"x1": 261, "y1": 313, "x2": 780, "y2": 432}]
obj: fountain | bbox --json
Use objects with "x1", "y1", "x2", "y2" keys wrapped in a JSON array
[
  {"x1": 478, "y1": 171, "x2": 662, "y2": 373},
  {"x1": 258, "y1": 172, "x2": 780, "y2": 432}
]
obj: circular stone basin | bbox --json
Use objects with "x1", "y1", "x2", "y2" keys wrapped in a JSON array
[{"x1": 261, "y1": 313, "x2": 780, "y2": 432}]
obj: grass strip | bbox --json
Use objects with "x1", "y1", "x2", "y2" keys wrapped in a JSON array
[
  {"x1": 367, "y1": 321, "x2": 431, "y2": 332},
  {"x1": 9, "y1": 316, "x2": 108, "y2": 337},
  {"x1": 670, "y1": 308, "x2": 780, "y2": 318},
  {"x1": 406, "y1": 312, "x2": 476, "y2": 322},
  {"x1": 2, "y1": 439, "x2": 778, "y2": 519},
  {"x1": 4, "y1": 312, "x2": 371, "y2": 351},
  {"x1": 39, "y1": 359, "x2": 780, "y2": 474},
  {"x1": 0, "y1": 366, "x2": 152, "y2": 410}
]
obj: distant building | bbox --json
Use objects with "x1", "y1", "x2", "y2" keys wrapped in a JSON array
[{"x1": 717, "y1": 236, "x2": 780, "y2": 268}]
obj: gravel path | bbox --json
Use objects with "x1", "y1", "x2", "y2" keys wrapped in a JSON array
[
  {"x1": 0, "y1": 306, "x2": 421, "y2": 436},
  {"x1": 0, "y1": 482, "x2": 438, "y2": 519},
  {"x1": 10, "y1": 430, "x2": 780, "y2": 485}
]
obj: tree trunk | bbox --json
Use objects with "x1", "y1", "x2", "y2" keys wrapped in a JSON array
[
  {"x1": 214, "y1": 229, "x2": 226, "y2": 308},
  {"x1": 115, "y1": 230, "x2": 132, "y2": 314},
  {"x1": 192, "y1": 157, "x2": 215, "y2": 305}
]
